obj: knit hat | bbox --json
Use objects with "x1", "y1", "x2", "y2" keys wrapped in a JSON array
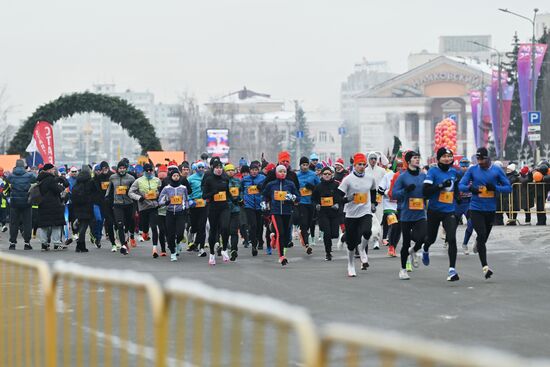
[
  {"x1": 224, "y1": 163, "x2": 236, "y2": 172},
  {"x1": 404, "y1": 151, "x2": 420, "y2": 163},
  {"x1": 315, "y1": 162, "x2": 323, "y2": 170},
  {"x1": 265, "y1": 163, "x2": 276, "y2": 172},
  {"x1": 436, "y1": 147, "x2": 453, "y2": 161},
  {"x1": 93, "y1": 164, "x2": 101, "y2": 171},
  {"x1": 368, "y1": 152, "x2": 378, "y2": 160},
  {"x1": 335, "y1": 158, "x2": 344, "y2": 167},
  {"x1": 278, "y1": 151, "x2": 291, "y2": 163},
  {"x1": 276, "y1": 165, "x2": 287, "y2": 173},
  {"x1": 506, "y1": 163, "x2": 517, "y2": 173},
  {"x1": 520, "y1": 166, "x2": 529, "y2": 176},
  {"x1": 250, "y1": 160, "x2": 261, "y2": 170},
  {"x1": 158, "y1": 165, "x2": 168, "y2": 173},
  {"x1": 476, "y1": 147, "x2": 489, "y2": 159},
  {"x1": 196, "y1": 161, "x2": 206, "y2": 169},
  {"x1": 100, "y1": 161, "x2": 109, "y2": 169},
  {"x1": 43, "y1": 163, "x2": 54, "y2": 171},
  {"x1": 181, "y1": 161, "x2": 190, "y2": 169},
  {"x1": 58, "y1": 167, "x2": 66, "y2": 174},
  {"x1": 459, "y1": 158, "x2": 470, "y2": 167},
  {"x1": 240, "y1": 165, "x2": 250, "y2": 174},
  {"x1": 309, "y1": 153, "x2": 319, "y2": 161},
  {"x1": 117, "y1": 160, "x2": 128, "y2": 169},
  {"x1": 143, "y1": 163, "x2": 153, "y2": 172},
  {"x1": 16, "y1": 159, "x2": 25, "y2": 168},
  {"x1": 299, "y1": 156, "x2": 309, "y2": 165},
  {"x1": 210, "y1": 157, "x2": 223, "y2": 168},
  {"x1": 353, "y1": 153, "x2": 367, "y2": 165}
]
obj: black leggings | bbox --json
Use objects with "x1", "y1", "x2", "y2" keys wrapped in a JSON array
[
  {"x1": 344, "y1": 214, "x2": 373, "y2": 252},
  {"x1": 157, "y1": 214, "x2": 167, "y2": 252},
  {"x1": 139, "y1": 208, "x2": 159, "y2": 246},
  {"x1": 244, "y1": 208, "x2": 264, "y2": 248},
  {"x1": 317, "y1": 210, "x2": 339, "y2": 254},
  {"x1": 470, "y1": 210, "x2": 495, "y2": 267},
  {"x1": 189, "y1": 206, "x2": 208, "y2": 248},
  {"x1": 271, "y1": 214, "x2": 291, "y2": 257},
  {"x1": 424, "y1": 210, "x2": 458, "y2": 268},
  {"x1": 387, "y1": 212, "x2": 401, "y2": 247},
  {"x1": 165, "y1": 211, "x2": 186, "y2": 254},
  {"x1": 208, "y1": 207, "x2": 230, "y2": 254},
  {"x1": 400, "y1": 220, "x2": 426, "y2": 269},
  {"x1": 113, "y1": 204, "x2": 135, "y2": 246},
  {"x1": 229, "y1": 212, "x2": 240, "y2": 253},
  {"x1": 100, "y1": 201, "x2": 116, "y2": 245},
  {"x1": 298, "y1": 204, "x2": 314, "y2": 245}
]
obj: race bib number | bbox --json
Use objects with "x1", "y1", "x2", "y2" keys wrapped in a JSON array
[
  {"x1": 387, "y1": 213, "x2": 398, "y2": 225},
  {"x1": 438, "y1": 191, "x2": 454, "y2": 204},
  {"x1": 170, "y1": 196, "x2": 183, "y2": 205},
  {"x1": 408, "y1": 198, "x2": 424, "y2": 210},
  {"x1": 353, "y1": 193, "x2": 367, "y2": 204},
  {"x1": 478, "y1": 186, "x2": 495, "y2": 198},
  {"x1": 247, "y1": 185, "x2": 259, "y2": 195},
  {"x1": 101, "y1": 181, "x2": 110, "y2": 190},
  {"x1": 300, "y1": 187, "x2": 312, "y2": 196},
  {"x1": 116, "y1": 186, "x2": 127, "y2": 195},
  {"x1": 144, "y1": 190, "x2": 157, "y2": 200},
  {"x1": 213, "y1": 191, "x2": 227, "y2": 202},
  {"x1": 229, "y1": 187, "x2": 239, "y2": 196},
  {"x1": 274, "y1": 190, "x2": 287, "y2": 201},
  {"x1": 195, "y1": 199, "x2": 206, "y2": 208},
  {"x1": 321, "y1": 197, "x2": 334, "y2": 207},
  {"x1": 376, "y1": 193, "x2": 383, "y2": 204}
]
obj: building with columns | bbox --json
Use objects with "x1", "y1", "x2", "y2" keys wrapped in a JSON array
[{"x1": 350, "y1": 56, "x2": 492, "y2": 159}]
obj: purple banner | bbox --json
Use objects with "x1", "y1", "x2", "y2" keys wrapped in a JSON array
[
  {"x1": 482, "y1": 86, "x2": 492, "y2": 148},
  {"x1": 501, "y1": 84, "x2": 514, "y2": 150},
  {"x1": 517, "y1": 44, "x2": 548, "y2": 144},
  {"x1": 469, "y1": 90, "x2": 481, "y2": 149}
]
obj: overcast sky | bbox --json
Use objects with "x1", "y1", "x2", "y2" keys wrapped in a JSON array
[{"x1": 1, "y1": 0, "x2": 546, "y2": 122}]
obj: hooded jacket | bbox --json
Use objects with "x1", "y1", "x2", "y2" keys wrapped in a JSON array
[
  {"x1": 241, "y1": 173, "x2": 266, "y2": 210},
  {"x1": 7, "y1": 166, "x2": 36, "y2": 208},
  {"x1": 262, "y1": 178, "x2": 299, "y2": 216},
  {"x1": 128, "y1": 175, "x2": 162, "y2": 211}
]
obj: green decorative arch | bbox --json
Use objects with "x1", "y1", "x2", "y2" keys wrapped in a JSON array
[{"x1": 8, "y1": 92, "x2": 162, "y2": 156}]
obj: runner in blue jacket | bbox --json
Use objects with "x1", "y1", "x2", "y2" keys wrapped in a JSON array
[{"x1": 241, "y1": 161, "x2": 266, "y2": 256}]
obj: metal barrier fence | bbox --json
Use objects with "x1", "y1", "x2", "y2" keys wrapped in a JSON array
[
  {"x1": 52, "y1": 261, "x2": 166, "y2": 367},
  {"x1": 496, "y1": 182, "x2": 548, "y2": 222},
  {"x1": 319, "y1": 323, "x2": 550, "y2": 367},
  {"x1": 164, "y1": 278, "x2": 320, "y2": 367},
  {"x1": 2, "y1": 253, "x2": 550, "y2": 367}
]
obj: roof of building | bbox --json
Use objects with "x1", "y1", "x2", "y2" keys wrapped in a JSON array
[{"x1": 207, "y1": 87, "x2": 284, "y2": 105}]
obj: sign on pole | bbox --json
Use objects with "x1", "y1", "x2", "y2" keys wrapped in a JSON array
[
  {"x1": 528, "y1": 111, "x2": 541, "y2": 125},
  {"x1": 338, "y1": 126, "x2": 346, "y2": 135},
  {"x1": 296, "y1": 130, "x2": 304, "y2": 139}
]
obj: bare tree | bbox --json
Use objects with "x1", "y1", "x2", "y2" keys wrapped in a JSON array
[{"x1": 0, "y1": 85, "x2": 16, "y2": 154}]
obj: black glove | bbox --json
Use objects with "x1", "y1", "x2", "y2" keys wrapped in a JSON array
[
  {"x1": 440, "y1": 179, "x2": 452, "y2": 188},
  {"x1": 485, "y1": 183, "x2": 496, "y2": 191},
  {"x1": 405, "y1": 184, "x2": 416, "y2": 193},
  {"x1": 469, "y1": 186, "x2": 480, "y2": 195},
  {"x1": 377, "y1": 187, "x2": 385, "y2": 195},
  {"x1": 139, "y1": 196, "x2": 145, "y2": 203},
  {"x1": 305, "y1": 183, "x2": 315, "y2": 190}
]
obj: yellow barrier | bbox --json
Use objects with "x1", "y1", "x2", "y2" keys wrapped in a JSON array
[
  {"x1": 51, "y1": 261, "x2": 167, "y2": 367},
  {"x1": 164, "y1": 278, "x2": 320, "y2": 367},
  {"x1": 0, "y1": 252, "x2": 56, "y2": 367},
  {"x1": 495, "y1": 182, "x2": 548, "y2": 223},
  {"x1": 320, "y1": 323, "x2": 550, "y2": 367}
]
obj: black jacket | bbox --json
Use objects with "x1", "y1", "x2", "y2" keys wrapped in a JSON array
[
  {"x1": 37, "y1": 172, "x2": 66, "y2": 227},
  {"x1": 312, "y1": 179, "x2": 343, "y2": 215},
  {"x1": 93, "y1": 171, "x2": 113, "y2": 205},
  {"x1": 201, "y1": 172, "x2": 230, "y2": 210},
  {"x1": 72, "y1": 170, "x2": 96, "y2": 220}
]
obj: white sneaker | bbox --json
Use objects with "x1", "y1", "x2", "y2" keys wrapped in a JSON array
[
  {"x1": 408, "y1": 247, "x2": 419, "y2": 268},
  {"x1": 221, "y1": 250, "x2": 230, "y2": 262},
  {"x1": 176, "y1": 242, "x2": 182, "y2": 254},
  {"x1": 462, "y1": 244, "x2": 469, "y2": 255},
  {"x1": 399, "y1": 269, "x2": 410, "y2": 280},
  {"x1": 139, "y1": 235, "x2": 145, "y2": 242},
  {"x1": 336, "y1": 234, "x2": 344, "y2": 250},
  {"x1": 373, "y1": 240, "x2": 380, "y2": 250},
  {"x1": 198, "y1": 248, "x2": 206, "y2": 257},
  {"x1": 209, "y1": 254, "x2": 216, "y2": 266},
  {"x1": 1, "y1": 225, "x2": 8, "y2": 232},
  {"x1": 115, "y1": 241, "x2": 122, "y2": 250},
  {"x1": 347, "y1": 263, "x2": 357, "y2": 277},
  {"x1": 170, "y1": 253, "x2": 178, "y2": 262},
  {"x1": 359, "y1": 249, "x2": 368, "y2": 268},
  {"x1": 111, "y1": 245, "x2": 117, "y2": 252}
]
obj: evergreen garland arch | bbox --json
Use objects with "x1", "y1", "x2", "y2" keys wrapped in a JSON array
[{"x1": 8, "y1": 92, "x2": 162, "y2": 156}]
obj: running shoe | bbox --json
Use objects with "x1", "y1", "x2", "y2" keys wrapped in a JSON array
[
  {"x1": 95, "y1": 239, "x2": 101, "y2": 249},
  {"x1": 8, "y1": 243, "x2": 15, "y2": 250},
  {"x1": 347, "y1": 263, "x2": 356, "y2": 277},
  {"x1": 160, "y1": 252, "x2": 167, "y2": 257},
  {"x1": 359, "y1": 249, "x2": 369, "y2": 270},
  {"x1": 422, "y1": 251, "x2": 430, "y2": 266},
  {"x1": 306, "y1": 246, "x2": 313, "y2": 255},
  {"x1": 216, "y1": 243, "x2": 222, "y2": 257},
  {"x1": 41, "y1": 244, "x2": 50, "y2": 251},
  {"x1": 405, "y1": 261, "x2": 412, "y2": 272},
  {"x1": 243, "y1": 241, "x2": 250, "y2": 249},
  {"x1": 198, "y1": 248, "x2": 207, "y2": 257},
  {"x1": 399, "y1": 269, "x2": 410, "y2": 280},
  {"x1": 64, "y1": 238, "x2": 74, "y2": 247},
  {"x1": 325, "y1": 253, "x2": 332, "y2": 261},
  {"x1": 120, "y1": 245, "x2": 129, "y2": 255},
  {"x1": 336, "y1": 234, "x2": 344, "y2": 250},
  {"x1": 209, "y1": 254, "x2": 216, "y2": 265},
  {"x1": 251, "y1": 246, "x2": 258, "y2": 257},
  {"x1": 382, "y1": 239, "x2": 389, "y2": 246},
  {"x1": 221, "y1": 250, "x2": 230, "y2": 262},
  {"x1": 115, "y1": 240, "x2": 122, "y2": 250},
  {"x1": 408, "y1": 247, "x2": 419, "y2": 268},
  {"x1": 387, "y1": 245, "x2": 396, "y2": 257},
  {"x1": 230, "y1": 250, "x2": 238, "y2": 261},
  {"x1": 24, "y1": 243, "x2": 33, "y2": 251},
  {"x1": 373, "y1": 240, "x2": 380, "y2": 250},
  {"x1": 170, "y1": 253, "x2": 177, "y2": 262},
  {"x1": 187, "y1": 242, "x2": 196, "y2": 252},
  {"x1": 462, "y1": 244, "x2": 469, "y2": 255},
  {"x1": 152, "y1": 247, "x2": 159, "y2": 259},
  {"x1": 447, "y1": 268, "x2": 459, "y2": 282},
  {"x1": 111, "y1": 245, "x2": 117, "y2": 252},
  {"x1": 266, "y1": 246, "x2": 272, "y2": 255},
  {"x1": 129, "y1": 238, "x2": 137, "y2": 248},
  {"x1": 142, "y1": 232, "x2": 150, "y2": 241},
  {"x1": 473, "y1": 241, "x2": 478, "y2": 254},
  {"x1": 176, "y1": 243, "x2": 182, "y2": 255},
  {"x1": 482, "y1": 266, "x2": 493, "y2": 279},
  {"x1": 279, "y1": 256, "x2": 288, "y2": 266},
  {"x1": 1, "y1": 225, "x2": 8, "y2": 232}
]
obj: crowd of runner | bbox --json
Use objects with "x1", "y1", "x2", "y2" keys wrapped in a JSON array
[{"x1": 1, "y1": 147, "x2": 549, "y2": 280}]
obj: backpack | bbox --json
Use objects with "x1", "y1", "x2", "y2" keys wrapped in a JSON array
[{"x1": 28, "y1": 182, "x2": 43, "y2": 205}]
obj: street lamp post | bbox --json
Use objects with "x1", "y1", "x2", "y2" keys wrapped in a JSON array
[
  {"x1": 470, "y1": 41, "x2": 504, "y2": 159},
  {"x1": 499, "y1": 7, "x2": 539, "y2": 159}
]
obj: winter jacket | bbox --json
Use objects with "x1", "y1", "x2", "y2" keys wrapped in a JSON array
[
  {"x1": 392, "y1": 169, "x2": 427, "y2": 222},
  {"x1": 7, "y1": 167, "x2": 36, "y2": 208},
  {"x1": 72, "y1": 170, "x2": 96, "y2": 220},
  {"x1": 106, "y1": 173, "x2": 135, "y2": 206},
  {"x1": 158, "y1": 184, "x2": 189, "y2": 214},
  {"x1": 93, "y1": 171, "x2": 113, "y2": 204},
  {"x1": 312, "y1": 179, "x2": 343, "y2": 215},
  {"x1": 242, "y1": 173, "x2": 266, "y2": 210},
  {"x1": 262, "y1": 166, "x2": 299, "y2": 191},
  {"x1": 201, "y1": 172, "x2": 231, "y2": 210},
  {"x1": 36, "y1": 172, "x2": 66, "y2": 227},
  {"x1": 227, "y1": 176, "x2": 243, "y2": 213},
  {"x1": 187, "y1": 173, "x2": 204, "y2": 200},
  {"x1": 128, "y1": 176, "x2": 162, "y2": 211},
  {"x1": 459, "y1": 165, "x2": 512, "y2": 212},
  {"x1": 297, "y1": 169, "x2": 320, "y2": 205},
  {"x1": 262, "y1": 178, "x2": 299, "y2": 216}
]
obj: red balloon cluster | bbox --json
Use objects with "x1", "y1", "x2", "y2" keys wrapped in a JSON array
[{"x1": 434, "y1": 118, "x2": 457, "y2": 154}]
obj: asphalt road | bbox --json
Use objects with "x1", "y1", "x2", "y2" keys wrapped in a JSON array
[{"x1": 2, "y1": 220, "x2": 550, "y2": 362}]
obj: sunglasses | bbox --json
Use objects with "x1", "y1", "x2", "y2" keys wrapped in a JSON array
[{"x1": 322, "y1": 172, "x2": 332, "y2": 176}]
